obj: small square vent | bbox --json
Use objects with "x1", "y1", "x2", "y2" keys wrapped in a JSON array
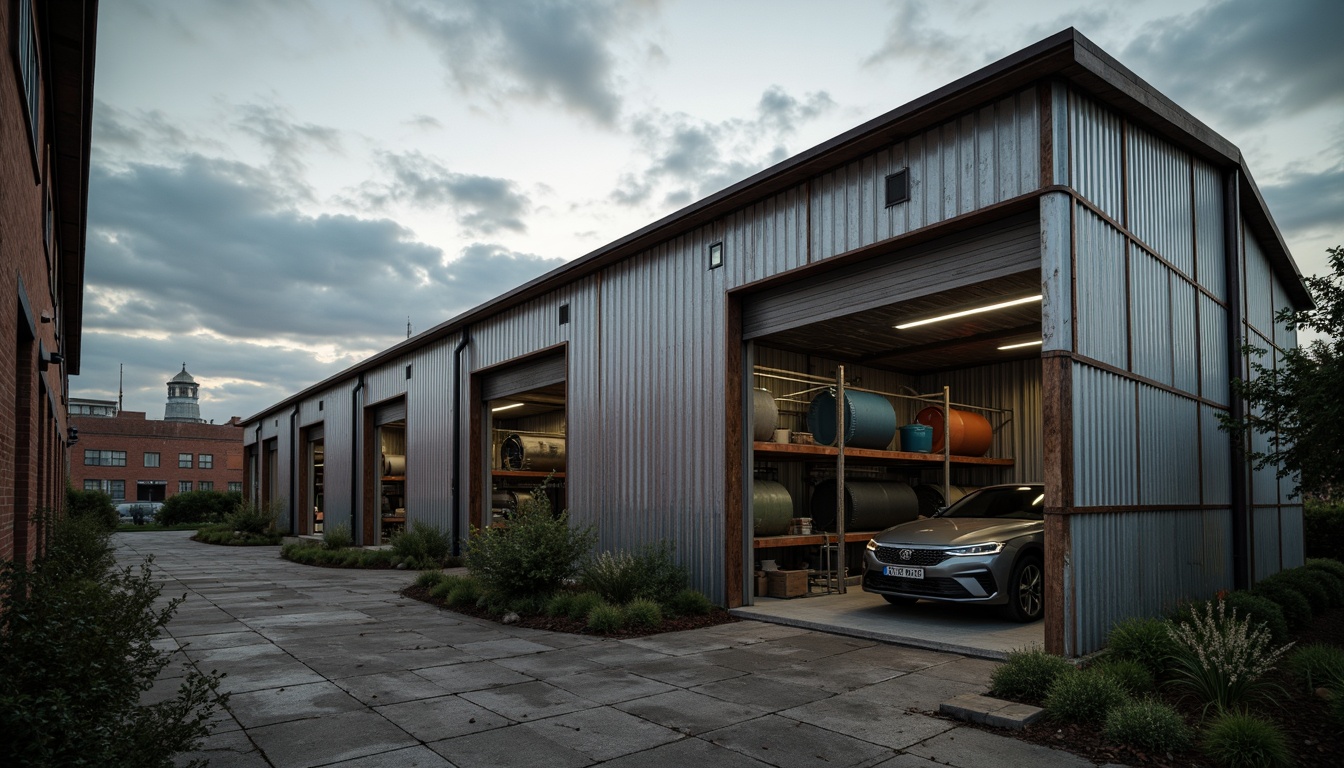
[
  {"x1": 885, "y1": 168, "x2": 910, "y2": 207},
  {"x1": 558, "y1": 303, "x2": 570, "y2": 325}
]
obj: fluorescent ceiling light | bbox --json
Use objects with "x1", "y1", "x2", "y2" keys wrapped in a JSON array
[
  {"x1": 491, "y1": 402, "x2": 525, "y2": 413},
  {"x1": 895, "y1": 295, "x2": 1043, "y2": 329},
  {"x1": 997, "y1": 340, "x2": 1043, "y2": 350}
]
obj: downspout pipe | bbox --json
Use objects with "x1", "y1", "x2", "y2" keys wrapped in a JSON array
[
  {"x1": 350, "y1": 374, "x2": 365, "y2": 543},
  {"x1": 253, "y1": 423, "x2": 262, "y2": 505},
  {"x1": 451, "y1": 328, "x2": 472, "y2": 556},
  {"x1": 1224, "y1": 169, "x2": 1250, "y2": 591},
  {"x1": 289, "y1": 405, "x2": 299, "y2": 534}
]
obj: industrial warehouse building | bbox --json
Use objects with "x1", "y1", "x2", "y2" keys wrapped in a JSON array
[{"x1": 244, "y1": 29, "x2": 1310, "y2": 656}]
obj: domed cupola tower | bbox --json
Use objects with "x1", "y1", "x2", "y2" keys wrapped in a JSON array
[{"x1": 164, "y1": 363, "x2": 205, "y2": 423}]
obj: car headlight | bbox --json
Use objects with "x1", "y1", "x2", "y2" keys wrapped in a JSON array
[
  {"x1": 865, "y1": 539, "x2": 878, "y2": 551},
  {"x1": 945, "y1": 542, "x2": 1004, "y2": 556}
]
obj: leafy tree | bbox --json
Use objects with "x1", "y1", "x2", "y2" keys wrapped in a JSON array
[{"x1": 1224, "y1": 246, "x2": 1343, "y2": 498}]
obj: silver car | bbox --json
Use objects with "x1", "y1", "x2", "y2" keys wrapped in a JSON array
[{"x1": 862, "y1": 483, "x2": 1045, "y2": 622}]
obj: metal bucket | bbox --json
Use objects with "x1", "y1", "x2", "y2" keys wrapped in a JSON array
[
  {"x1": 807, "y1": 390, "x2": 896, "y2": 449},
  {"x1": 752, "y1": 479, "x2": 794, "y2": 536},
  {"x1": 500, "y1": 433, "x2": 567, "y2": 471},
  {"x1": 914, "y1": 406, "x2": 993, "y2": 457},
  {"x1": 809, "y1": 479, "x2": 920, "y2": 532},
  {"x1": 752, "y1": 388, "x2": 778, "y2": 443},
  {"x1": 912, "y1": 484, "x2": 977, "y2": 517}
]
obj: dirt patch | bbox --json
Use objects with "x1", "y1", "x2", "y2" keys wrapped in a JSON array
[{"x1": 400, "y1": 585, "x2": 739, "y2": 639}]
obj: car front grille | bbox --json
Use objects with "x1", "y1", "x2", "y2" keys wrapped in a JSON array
[
  {"x1": 864, "y1": 571, "x2": 974, "y2": 598},
  {"x1": 871, "y1": 545, "x2": 951, "y2": 567}
]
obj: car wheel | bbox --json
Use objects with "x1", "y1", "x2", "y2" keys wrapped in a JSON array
[
  {"x1": 882, "y1": 594, "x2": 918, "y2": 607},
  {"x1": 1003, "y1": 554, "x2": 1043, "y2": 622}
]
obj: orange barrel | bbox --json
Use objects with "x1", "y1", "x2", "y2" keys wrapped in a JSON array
[{"x1": 914, "y1": 406, "x2": 993, "y2": 457}]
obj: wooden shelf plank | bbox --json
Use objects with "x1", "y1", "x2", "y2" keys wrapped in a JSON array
[
  {"x1": 752, "y1": 442, "x2": 1013, "y2": 467},
  {"x1": 753, "y1": 531, "x2": 880, "y2": 548},
  {"x1": 493, "y1": 470, "x2": 567, "y2": 479}
]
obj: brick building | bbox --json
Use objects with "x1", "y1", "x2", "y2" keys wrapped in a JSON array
[
  {"x1": 70, "y1": 366, "x2": 245, "y2": 502},
  {"x1": 1, "y1": 2, "x2": 98, "y2": 564}
]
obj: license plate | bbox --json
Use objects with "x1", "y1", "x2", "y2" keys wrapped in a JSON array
[{"x1": 883, "y1": 566, "x2": 923, "y2": 579}]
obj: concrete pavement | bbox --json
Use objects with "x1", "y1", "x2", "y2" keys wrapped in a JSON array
[{"x1": 115, "y1": 532, "x2": 1114, "y2": 768}]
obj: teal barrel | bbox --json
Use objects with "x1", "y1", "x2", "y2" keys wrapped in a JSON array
[{"x1": 807, "y1": 390, "x2": 896, "y2": 449}]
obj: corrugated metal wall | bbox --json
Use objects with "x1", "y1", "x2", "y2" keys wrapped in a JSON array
[
  {"x1": 1074, "y1": 206, "x2": 1128, "y2": 369},
  {"x1": 918, "y1": 359, "x2": 1043, "y2": 485},
  {"x1": 809, "y1": 88, "x2": 1039, "y2": 260}
]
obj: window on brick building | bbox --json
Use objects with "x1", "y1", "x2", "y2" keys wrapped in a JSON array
[
  {"x1": 228, "y1": 482, "x2": 242, "y2": 492},
  {"x1": 84, "y1": 479, "x2": 125, "y2": 501},
  {"x1": 199, "y1": 481, "x2": 213, "y2": 491},
  {"x1": 144, "y1": 452, "x2": 160, "y2": 468},
  {"x1": 84, "y1": 450, "x2": 126, "y2": 466},
  {"x1": 179, "y1": 481, "x2": 193, "y2": 493},
  {"x1": 199, "y1": 454, "x2": 214, "y2": 469},
  {"x1": 179, "y1": 453, "x2": 193, "y2": 468}
]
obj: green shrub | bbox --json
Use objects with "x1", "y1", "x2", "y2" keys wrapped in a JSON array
[
  {"x1": 65, "y1": 486, "x2": 118, "y2": 531},
  {"x1": 545, "y1": 591, "x2": 579, "y2": 618},
  {"x1": 465, "y1": 484, "x2": 596, "y2": 602},
  {"x1": 415, "y1": 570, "x2": 449, "y2": 589},
  {"x1": 446, "y1": 579, "x2": 482, "y2": 608},
  {"x1": 1090, "y1": 657, "x2": 1154, "y2": 696},
  {"x1": 586, "y1": 602, "x2": 625, "y2": 633},
  {"x1": 1220, "y1": 591, "x2": 1290, "y2": 645},
  {"x1": 665, "y1": 588, "x2": 714, "y2": 617},
  {"x1": 625, "y1": 598, "x2": 663, "y2": 628},
  {"x1": 1303, "y1": 500, "x2": 1344, "y2": 560},
  {"x1": 1261, "y1": 569, "x2": 1330, "y2": 614},
  {"x1": 0, "y1": 515, "x2": 227, "y2": 765},
  {"x1": 566, "y1": 591, "x2": 605, "y2": 621},
  {"x1": 324, "y1": 523, "x2": 353, "y2": 550},
  {"x1": 1201, "y1": 711, "x2": 1291, "y2": 768},
  {"x1": 1250, "y1": 580, "x2": 1313, "y2": 631},
  {"x1": 578, "y1": 541, "x2": 689, "y2": 605},
  {"x1": 1300, "y1": 567, "x2": 1344, "y2": 609},
  {"x1": 391, "y1": 521, "x2": 454, "y2": 567},
  {"x1": 429, "y1": 575, "x2": 464, "y2": 600},
  {"x1": 1043, "y1": 668, "x2": 1129, "y2": 725},
  {"x1": 1287, "y1": 643, "x2": 1344, "y2": 693},
  {"x1": 157, "y1": 490, "x2": 242, "y2": 526},
  {"x1": 989, "y1": 647, "x2": 1074, "y2": 703},
  {"x1": 1304, "y1": 556, "x2": 1344, "y2": 582},
  {"x1": 224, "y1": 501, "x2": 279, "y2": 535},
  {"x1": 1165, "y1": 599, "x2": 1292, "y2": 715},
  {"x1": 1106, "y1": 617, "x2": 1179, "y2": 676},
  {"x1": 1102, "y1": 697, "x2": 1193, "y2": 754}
]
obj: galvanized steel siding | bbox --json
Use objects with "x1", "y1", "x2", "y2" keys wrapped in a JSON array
[
  {"x1": 918, "y1": 359, "x2": 1042, "y2": 484},
  {"x1": 1126, "y1": 126, "x2": 1195, "y2": 277},
  {"x1": 726, "y1": 187, "x2": 809, "y2": 286},
  {"x1": 809, "y1": 88, "x2": 1039, "y2": 260},
  {"x1": 1072, "y1": 364, "x2": 1137, "y2": 506},
  {"x1": 1171, "y1": 279, "x2": 1199, "y2": 395},
  {"x1": 406, "y1": 339, "x2": 460, "y2": 533},
  {"x1": 1138, "y1": 385, "x2": 1200, "y2": 506},
  {"x1": 1200, "y1": 404, "x2": 1231, "y2": 506},
  {"x1": 1193, "y1": 160, "x2": 1225, "y2": 300},
  {"x1": 1074, "y1": 206, "x2": 1128, "y2": 369},
  {"x1": 1199, "y1": 294, "x2": 1229, "y2": 405},
  {"x1": 1129, "y1": 247, "x2": 1173, "y2": 385},
  {"x1": 1068, "y1": 93, "x2": 1124, "y2": 221},
  {"x1": 1244, "y1": 234, "x2": 1274, "y2": 336}
]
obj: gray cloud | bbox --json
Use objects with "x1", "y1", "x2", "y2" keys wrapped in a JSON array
[
  {"x1": 1123, "y1": 0, "x2": 1344, "y2": 127},
  {"x1": 91, "y1": 100, "x2": 218, "y2": 161},
  {"x1": 1260, "y1": 163, "x2": 1344, "y2": 237},
  {"x1": 864, "y1": 0, "x2": 979, "y2": 73},
  {"x1": 363, "y1": 151, "x2": 531, "y2": 235},
  {"x1": 232, "y1": 100, "x2": 342, "y2": 182},
  {"x1": 612, "y1": 86, "x2": 834, "y2": 208},
  {"x1": 390, "y1": 0, "x2": 656, "y2": 125}
]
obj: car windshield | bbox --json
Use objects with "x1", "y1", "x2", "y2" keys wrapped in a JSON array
[{"x1": 939, "y1": 486, "x2": 1044, "y2": 520}]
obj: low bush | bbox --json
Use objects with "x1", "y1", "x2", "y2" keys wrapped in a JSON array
[
  {"x1": 465, "y1": 484, "x2": 596, "y2": 603},
  {"x1": 1261, "y1": 569, "x2": 1331, "y2": 614},
  {"x1": 224, "y1": 501, "x2": 279, "y2": 535},
  {"x1": 1102, "y1": 697, "x2": 1193, "y2": 754},
  {"x1": 428, "y1": 575, "x2": 467, "y2": 600},
  {"x1": 1220, "y1": 591, "x2": 1290, "y2": 645},
  {"x1": 324, "y1": 523, "x2": 353, "y2": 550},
  {"x1": 445, "y1": 578, "x2": 482, "y2": 609},
  {"x1": 1200, "y1": 711, "x2": 1292, "y2": 768},
  {"x1": 1303, "y1": 500, "x2": 1344, "y2": 560},
  {"x1": 545, "y1": 591, "x2": 578, "y2": 618},
  {"x1": 1165, "y1": 599, "x2": 1292, "y2": 715},
  {"x1": 989, "y1": 647, "x2": 1074, "y2": 703},
  {"x1": 415, "y1": 570, "x2": 450, "y2": 589},
  {"x1": 194, "y1": 524, "x2": 282, "y2": 546},
  {"x1": 1106, "y1": 617, "x2": 1179, "y2": 677},
  {"x1": 1044, "y1": 668, "x2": 1129, "y2": 725},
  {"x1": 279, "y1": 544, "x2": 397, "y2": 569},
  {"x1": 578, "y1": 541, "x2": 689, "y2": 606},
  {"x1": 1250, "y1": 580, "x2": 1313, "y2": 631},
  {"x1": 1089, "y1": 657, "x2": 1154, "y2": 696},
  {"x1": 625, "y1": 598, "x2": 663, "y2": 628},
  {"x1": 65, "y1": 486, "x2": 118, "y2": 531},
  {"x1": 665, "y1": 588, "x2": 714, "y2": 617},
  {"x1": 1287, "y1": 644, "x2": 1344, "y2": 694},
  {"x1": 1300, "y1": 567, "x2": 1344, "y2": 609},
  {"x1": 1304, "y1": 556, "x2": 1344, "y2": 582},
  {"x1": 0, "y1": 515, "x2": 227, "y2": 765},
  {"x1": 586, "y1": 602, "x2": 625, "y2": 633},
  {"x1": 566, "y1": 591, "x2": 605, "y2": 622},
  {"x1": 157, "y1": 490, "x2": 242, "y2": 526},
  {"x1": 391, "y1": 521, "x2": 456, "y2": 568}
]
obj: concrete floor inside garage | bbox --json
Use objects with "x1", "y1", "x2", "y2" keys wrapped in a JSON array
[{"x1": 731, "y1": 589, "x2": 1044, "y2": 660}]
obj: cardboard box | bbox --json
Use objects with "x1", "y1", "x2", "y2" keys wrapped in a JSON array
[
  {"x1": 766, "y1": 569, "x2": 808, "y2": 598},
  {"x1": 755, "y1": 572, "x2": 768, "y2": 597}
]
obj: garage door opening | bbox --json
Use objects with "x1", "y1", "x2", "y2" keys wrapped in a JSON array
[
  {"x1": 477, "y1": 352, "x2": 568, "y2": 528},
  {"x1": 739, "y1": 263, "x2": 1045, "y2": 654}
]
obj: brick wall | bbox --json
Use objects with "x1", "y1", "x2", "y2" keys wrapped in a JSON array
[{"x1": 69, "y1": 412, "x2": 246, "y2": 501}]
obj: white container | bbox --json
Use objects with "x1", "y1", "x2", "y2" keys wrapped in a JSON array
[{"x1": 774, "y1": 428, "x2": 791, "y2": 444}]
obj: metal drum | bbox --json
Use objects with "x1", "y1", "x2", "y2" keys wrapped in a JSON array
[
  {"x1": 913, "y1": 484, "x2": 977, "y2": 517},
  {"x1": 807, "y1": 390, "x2": 896, "y2": 449},
  {"x1": 752, "y1": 388, "x2": 779, "y2": 443},
  {"x1": 752, "y1": 479, "x2": 794, "y2": 536},
  {"x1": 500, "y1": 434, "x2": 566, "y2": 471},
  {"x1": 809, "y1": 479, "x2": 920, "y2": 532},
  {"x1": 914, "y1": 406, "x2": 993, "y2": 456}
]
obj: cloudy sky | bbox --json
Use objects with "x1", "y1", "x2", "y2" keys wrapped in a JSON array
[{"x1": 78, "y1": 0, "x2": 1344, "y2": 422}]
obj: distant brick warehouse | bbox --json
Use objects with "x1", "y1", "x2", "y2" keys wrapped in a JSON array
[{"x1": 70, "y1": 408, "x2": 245, "y2": 502}]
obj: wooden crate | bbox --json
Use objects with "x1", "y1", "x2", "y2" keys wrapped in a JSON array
[
  {"x1": 766, "y1": 569, "x2": 807, "y2": 598},
  {"x1": 755, "y1": 573, "x2": 768, "y2": 597}
]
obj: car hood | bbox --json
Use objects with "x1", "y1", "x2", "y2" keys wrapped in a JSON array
[{"x1": 872, "y1": 517, "x2": 1042, "y2": 547}]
